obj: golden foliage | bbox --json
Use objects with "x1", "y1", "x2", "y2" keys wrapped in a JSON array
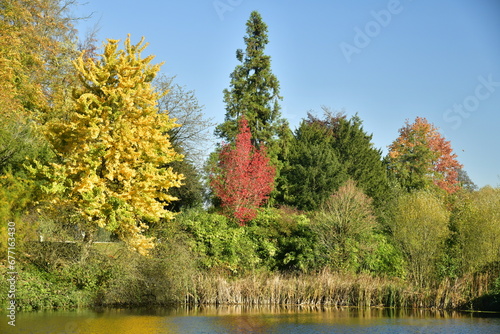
[
  {"x1": 0, "y1": 0, "x2": 77, "y2": 117},
  {"x1": 454, "y1": 186, "x2": 500, "y2": 272},
  {"x1": 31, "y1": 36, "x2": 184, "y2": 255}
]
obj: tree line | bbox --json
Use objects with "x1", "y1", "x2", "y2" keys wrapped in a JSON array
[{"x1": 0, "y1": 1, "x2": 498, "y2": 310}]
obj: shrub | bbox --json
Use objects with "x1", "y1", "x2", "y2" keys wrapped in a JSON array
[
  {"x1": 310, "y1": 180, "x2": 378, "y2": 272},
  {"x1": 452, "y1": 186, "x2": 500, "y2": 274},
  {"x1": 175, "y1": 209, "x2": 261, "y2": 274},
  {"x1": 247, "y1": 206, "x2": 319, "y2": 272}
]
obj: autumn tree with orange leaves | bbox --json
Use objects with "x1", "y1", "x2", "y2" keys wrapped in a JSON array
[{"x1": 387, "y1": 117, "x2": 462, "y2": 193}]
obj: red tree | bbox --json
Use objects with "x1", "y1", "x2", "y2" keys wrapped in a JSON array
[{"x1": 211, "y1": 117, "x2": 275, "y2": 224}]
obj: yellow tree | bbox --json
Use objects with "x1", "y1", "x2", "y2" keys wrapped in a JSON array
[
  {"x1": 0, "y1": 0, "x2": 78, "y2": 249},
  {"x1": 31, "y1": 36, "x2": 184, "y2": 255},
  {"x1": 452, "y1": 186, "x2": 500, "y2": 273},
  {"x1": 0, "y1": 0, "x2": 78, "y2": 117}
]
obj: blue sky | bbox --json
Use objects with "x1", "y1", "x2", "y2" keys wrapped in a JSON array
[{"x1": 71, "y1": 0, "x2": 500, "y2": 188}]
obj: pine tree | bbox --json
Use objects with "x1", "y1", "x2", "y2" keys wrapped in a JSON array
[
  {"x1": 308, "y1": 110, "x2": 389, "y2": 206},
  {"x1": 215, "y1": 11, "x2": 287, "y2": 153},
  {"x1": 280, "y1": 119, "x2": 345, "y2": 211},
  {"x1": 30, "y1": 36, "x2": 184, "y2": 255}
]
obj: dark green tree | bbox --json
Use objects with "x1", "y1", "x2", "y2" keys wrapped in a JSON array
[
  {"x1": 215, "y1": 11, "x2": 287, "y2": 153},
  {"x1": 279, "y1": 110, "x2": 389, "y2": 210},
  {"x1": 165, "y1": 158, "x2": 204, "y2": 212},
  {"x1": 310, "y1": 109, "x2": 389, "y2": 207},
  {"x1": 280, "y1": 118, "x2": 345, "y2": 211}
]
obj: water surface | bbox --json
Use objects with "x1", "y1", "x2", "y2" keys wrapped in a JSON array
[{"x1": 2, "y1": 306, "x2": 499, "y2": 334}]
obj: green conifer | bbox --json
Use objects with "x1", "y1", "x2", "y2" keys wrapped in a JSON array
[{"x1": 215, "y1": 11, "x2": 288, "y2": 154}]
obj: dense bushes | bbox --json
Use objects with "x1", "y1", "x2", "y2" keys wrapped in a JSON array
[
  {"x1": 450, "y1": 187, "x2": 500, "y2": 274},
  {"x1": 176, "y1": 207, "x2": 319, "y2": 274}
]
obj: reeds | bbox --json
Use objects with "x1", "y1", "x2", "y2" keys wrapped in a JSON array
[
  {"x1": 187, "y1": 269, "x2": 402, "y2": 307},
  {"x1": 185, "y1": 269, "x2": 497, "y2": 310}
]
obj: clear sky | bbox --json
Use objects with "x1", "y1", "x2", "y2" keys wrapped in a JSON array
[{"x1": 71, "y1": 0, "x2": 500, "y2": 188}]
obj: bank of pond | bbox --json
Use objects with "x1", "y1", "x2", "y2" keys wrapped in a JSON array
[
  {"x1": 1, "y1": 262, "x2": 499, "y2": 313},
  {"x1": 1, "y1": 211, "x2": 499, "y2": 314}
]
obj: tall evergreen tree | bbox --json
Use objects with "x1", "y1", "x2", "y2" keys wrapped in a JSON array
[{"x1": 215, "y1": 11, "x2": 287, "y2": 153}]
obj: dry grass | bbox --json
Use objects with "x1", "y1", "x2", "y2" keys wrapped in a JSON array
[{"x1": 185, "y1": 269, "x2": 496, "y2": 310}]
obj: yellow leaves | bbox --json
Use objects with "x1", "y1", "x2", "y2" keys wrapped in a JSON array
[{"x1": 36, "y1": 35, "x2": 184, "y2": 256}]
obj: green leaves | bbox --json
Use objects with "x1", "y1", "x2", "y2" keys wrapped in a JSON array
[
  {"x1": 310, "y1": 180, "x2": 380, "y2": 273},
  {"x1": 279, "y1": 110, "x2": 388, "y2": 210},
  {"x1": 281, "y1": 120, "x2": 344, "y2": 210},
  {"x1": 216, "y1": 11, "x2": 286, "y2": 160},
  {"x1": 451, "y1": 187, "x2": 500, "y2": 273},
  {"x1": 388, "y1": 190, "x2": 450, "y2": 286}
]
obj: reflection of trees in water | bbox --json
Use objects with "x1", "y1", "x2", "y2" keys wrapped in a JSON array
[{"x1": 8, "y1": 307, "x2": 491, "y2": 334}]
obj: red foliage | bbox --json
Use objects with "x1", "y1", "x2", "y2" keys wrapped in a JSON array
[
  {"x1": 428, "y1": 125, "x2": 462, "y2": 194},
  {"x1": 211, "y1": 117, "x2": 275, "y2": 224}
]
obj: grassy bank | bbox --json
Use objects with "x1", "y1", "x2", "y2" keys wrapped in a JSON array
[{"x1": 2, "y1": 258, "x2": 498, "y2": 312}]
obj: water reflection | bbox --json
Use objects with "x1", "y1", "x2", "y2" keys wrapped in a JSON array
[{"x1": 1, "y1": 305, "x2": 499, "y2": 334}]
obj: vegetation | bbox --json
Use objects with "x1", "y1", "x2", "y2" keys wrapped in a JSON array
[
  {"x1": 278, "y1": 111, "x2": 389, "y2": 210},
  {"x1": 388, "y1": 190, "x2": 450, "y2": 287},
  {"x1": 387, "y1": 117, "x2": 463, "y2": 194},
  {"x1": 27, "y1": 36, "x2": 184, "y2": 255},
  {"x1": 0, "y1": 3, "x2": 499, "y2": 314},
  {"x1": 215, "y1": 11, "x2": 287, "y2": 151},
  {"x1": 211, "y1": 118, "x2": 275, "y2": 224}
]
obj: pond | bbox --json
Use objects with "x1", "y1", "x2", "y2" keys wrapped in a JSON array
[{"x1": 2, "y1": 306, "x2": 500, "y2": 334}]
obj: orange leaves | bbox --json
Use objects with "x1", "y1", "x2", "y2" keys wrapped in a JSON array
[{"x1": 388, "y1": 117, "x2": 462, "y2": 193}]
